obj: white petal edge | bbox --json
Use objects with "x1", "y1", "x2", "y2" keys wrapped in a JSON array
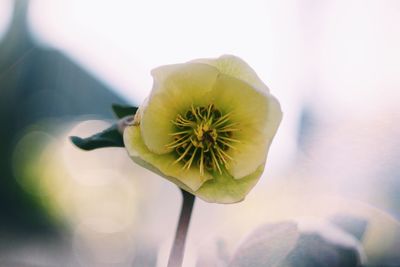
[{"x1": 192, "y1": 55, "x2": 270, "y2": 93}]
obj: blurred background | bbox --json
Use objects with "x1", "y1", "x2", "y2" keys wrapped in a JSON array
[{"x1": 1, "y1": 0, "x2": 400, "y2": 266}]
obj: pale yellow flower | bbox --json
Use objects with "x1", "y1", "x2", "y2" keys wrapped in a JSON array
[{"x1": 124, "y1": 55, "x2": 282, "y2": 203}]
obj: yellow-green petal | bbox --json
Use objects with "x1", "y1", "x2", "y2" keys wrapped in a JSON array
[
  {"x1": 124, "y1": 55, "x2": 282, "y2": 203},
  {"x1": 140, "y1": 63, "x2": 219, "y2": 154},
  {"x1": 124, "y1": 125, "x2": 213, "y2": 191},
  {"x1": 124, "y1": 124, "x2": 264, "y2": 203},
  {"x1": 192, "y1": 55, "x2": 269, "y2": 93},
  {"x1": 195, "y1": 165, "x2": 264, "y2": 203},
  {"x1": 209, "y1": 74, "x2": 282, "y2": 179}
]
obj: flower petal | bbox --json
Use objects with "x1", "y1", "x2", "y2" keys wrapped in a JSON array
[
  {"x1": 210, "y1": 74, "x2": 282, "y2": 179},
  {"x1": 140, "y1": 63, "x2": 220, "y2": 154},
  {"x1": 124, "y1": 125, "x2": 213, "y2": 191},
  {"x1": 124, "y1": 123, "x2": 264, "y2": 203},
  {"x1": 192, "y1": 55, "x2": 269, "y2": 93},
  {"x1": 195, "y1": 165, "x2": 264, "y2": 203}
]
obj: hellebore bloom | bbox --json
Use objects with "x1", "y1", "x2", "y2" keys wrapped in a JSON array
[{"x1": 124, "y1": 55, "x2": 282, "y2": 203}]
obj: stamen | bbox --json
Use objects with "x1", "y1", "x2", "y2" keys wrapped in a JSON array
[
  {"x1": 183, "y1": 147, "x2": 198, "y2": 170},
  {"x1": 166, "y1": 134, "x2": 190, "y2": 147},
  {"x1": 185, "y1": 110, "x2": 195, "y2": 121},
  {"x1": 169, "y1": 130, "x2": 192, "y2": 136},
  {"x1": 218, "y1": 128, "x2": 240, "y2": 133},
  {"x1": 172, "y1": 120, "x2": 195, "y2": 128},
  {"x1": 218, "y1": 122, "x2": 240, "y2": 130},
  {"x1": 191, "y1": 104, "x2": 201, "y2": 121},
  {"x1": 219, "y1": 136, "x2": 241, "y2": 143},
  {"x1": 213, "y1": 112, "x2": 232, "y2": 127},
  {"x1": 219, "y1": 121, "x2": 239, "y2": 127},
  {"x1": 177, "y1": 114, "x2": 191, "y2": 122},
  {"x1": 216, "y1": 147, "x2": 233, "y2": 160},
  {"x1": 207, "y1": 104, "x2": 213, "y2": 119},
  {"x1": 199, "y1": 149, "x2": 205, "y2": 176},
  {"x1": 166, "y1": 136, "x2": 191, "y2": 149},
  {"x1": 167, "y1": 104, "x2": 239, "y2": 175},
  {"x1": 210, "y1": 149, "x2": 222, "y2": 174},
  {"x1": 218, "y1": 139, "x2": 237, "y2": 150},
  {"x1": 173, "y1": 143, "x2": 194, "y2": 164},
  {"x1": 215, "y1": 147, "x2": 228, "y2": 164},
  {"x1": 212, "y1": 109, "x2": 221, "y2": 120}
]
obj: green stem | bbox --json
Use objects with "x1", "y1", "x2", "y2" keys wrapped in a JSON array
[{"x1": 167, "y1": 189, "x2": 196, "y2": 267}]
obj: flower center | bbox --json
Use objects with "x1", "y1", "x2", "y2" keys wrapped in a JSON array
[{"x1": 166, "y1": 104, "x2": 239, "y2": 175}]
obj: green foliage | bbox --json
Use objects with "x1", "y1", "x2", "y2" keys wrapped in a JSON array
[
  {"x1": 70, "y1": 104, "x2": 138, "y2": 150},
  {"x1": 70, "y1": 124, "x2": 124, "y2": 150},
  {"x1": 112, "y1": 104, "x2": 138, "y2": 119}
]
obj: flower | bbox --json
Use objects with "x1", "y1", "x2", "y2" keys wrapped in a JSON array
[{"x1": 124, "y1": 55, "x2": 282, "y2": 203}]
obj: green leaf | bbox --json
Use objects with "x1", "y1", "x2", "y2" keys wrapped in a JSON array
[
  {"x1": 70, "y1": 124, "x2": 124, "y2": 150},
  {"x1": 112, "y1": 103, "x2": 138, "y2": 119},
  {"x1": 70, "y1": 104, "x2": 137, "y2": 150}
]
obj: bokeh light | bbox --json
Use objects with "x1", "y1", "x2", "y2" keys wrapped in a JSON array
[
  {"x1": 0, "y1": 0, "x2": 13, "y2": 38},
  {"x1": 2, "y1": 0, "x2": 400, "y2": 266}
]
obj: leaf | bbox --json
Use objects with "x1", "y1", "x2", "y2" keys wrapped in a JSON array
[
  {"x1": 71, "y1": 104, "x2": 137, "y2": 150},
  {"x1": 228, "y1": 222, "x2": 300, "y2": 267},
  {"x1": 70, "y1": 124, "x2": 124, "y2": 150},
  {"x1": 112, "y1": 103, "x2": 138, "y2": 119}
]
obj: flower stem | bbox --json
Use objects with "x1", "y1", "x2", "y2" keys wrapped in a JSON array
[{"x1": 167, "y1": 189, "x2": 196, "y2": 267}]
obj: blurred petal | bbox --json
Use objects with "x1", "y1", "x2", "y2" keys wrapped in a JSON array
[{"x1": 125, "y1": 125, "x2": 265, "y2": 203}]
